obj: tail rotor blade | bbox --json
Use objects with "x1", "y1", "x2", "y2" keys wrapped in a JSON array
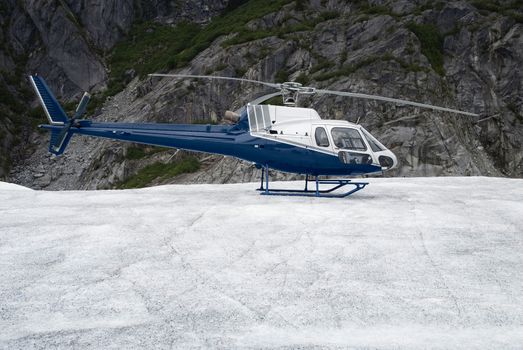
[{"x1": 73, "y1": 92, "x2": 91, "y2": 120}]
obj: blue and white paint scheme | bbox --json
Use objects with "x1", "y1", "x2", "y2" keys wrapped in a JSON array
[
  {"x1": 244, "y1": 104, "x2": 397, "y2": 175},
  {"x1": 29, "y1": 74, "x2": 477, "y2": 197}
]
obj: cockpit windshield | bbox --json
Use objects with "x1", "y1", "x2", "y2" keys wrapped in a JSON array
[
  {"x1": 361, "y1": 128, "x2": 385, "y2": 152},
  {"x1": 331, "y1": 127, "x2": 367, "y2": 151}
]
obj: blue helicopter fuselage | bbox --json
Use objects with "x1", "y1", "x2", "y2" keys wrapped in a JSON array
[{"x1": 41, "y1": 119, "x2": 382, "y2": 176}]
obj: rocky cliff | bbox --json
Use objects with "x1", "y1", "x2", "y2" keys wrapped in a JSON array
[
  {"x1": 0, "y1": 0, "x2": 228, "y2": 180},
  {"x1": 2, "y1": 0, "x2": 522, "y2": 189}
]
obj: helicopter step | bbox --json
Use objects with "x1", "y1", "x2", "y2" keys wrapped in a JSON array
[{"x1": 257, "y1": 166, "x2": 368, "y2": 198}]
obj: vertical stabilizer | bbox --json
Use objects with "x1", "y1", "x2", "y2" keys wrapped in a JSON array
[{"x1": 29, "y1": 75, "x2": 69, "y2": 125}]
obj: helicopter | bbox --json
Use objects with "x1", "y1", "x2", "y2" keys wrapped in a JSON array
[{"x1": 29, "y1": 73, "x2": 478, "y2": 198}]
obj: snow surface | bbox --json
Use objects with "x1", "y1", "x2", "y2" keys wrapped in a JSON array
[{"x1": 0, "y1": 177, "x2": 522, "y2": 349}]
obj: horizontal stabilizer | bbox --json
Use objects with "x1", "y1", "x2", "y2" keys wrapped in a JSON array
[{"x1": 29, "y1": 75, "x2": 69, "y2": 125}]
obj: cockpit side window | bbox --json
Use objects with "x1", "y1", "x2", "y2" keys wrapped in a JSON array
[
  {"x1": 331, "y1": 127, "x2": 367, "y2": 151},
  {"x1": 315, "y1": 127, "x2": 330, "y2": 147}
]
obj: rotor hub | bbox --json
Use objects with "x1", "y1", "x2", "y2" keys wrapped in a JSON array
[{"x1": 280, "y1": 82, "x2": 316, "y2": 106}]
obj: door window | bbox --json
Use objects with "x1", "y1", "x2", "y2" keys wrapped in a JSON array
[{"x1": 315, "y1": 127, "x2": 330, "y2": 147}]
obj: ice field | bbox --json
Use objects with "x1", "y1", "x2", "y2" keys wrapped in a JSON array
[{"x1": 0, "y1": 177, "x2": 522, "y2": 349}]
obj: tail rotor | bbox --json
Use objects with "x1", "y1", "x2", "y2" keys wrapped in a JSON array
[{"x1": 29, "y1": 75, "x2": 91, "y2": 155}]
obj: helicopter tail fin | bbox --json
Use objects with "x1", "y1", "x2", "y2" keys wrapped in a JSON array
[
  {"x1": 29, "y1": 75, "x2": 69, "y2": 125},
  {"x1": 29, "y1": 75, "x2": 91, "y2": 155},
  {"x1": 29, "y1": 75, "x2": 70, "y2": 155}
]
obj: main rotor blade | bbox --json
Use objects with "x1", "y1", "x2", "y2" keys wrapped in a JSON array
[
  {"x1": 148, "y1": 73, "x2": 281, "y2": 89},
  {"x1": 149, "y1": 73, "x2": 478, "y2": 116},
  {"x1": 316, "y1": 89, "x2": 479, "y2": 117}
]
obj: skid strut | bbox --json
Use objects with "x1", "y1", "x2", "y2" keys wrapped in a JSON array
[{"x1": 257, "y1": 165, "x2": 368, "y2": 198}]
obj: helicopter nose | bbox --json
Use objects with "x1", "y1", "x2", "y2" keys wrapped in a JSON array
[{"x1": 378, "y1": 151, "x2": 398, "y2": 170}]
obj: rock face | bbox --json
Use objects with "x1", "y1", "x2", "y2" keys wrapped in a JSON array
[
  {"x1": 61, "y1": 0, "x2": 230, "y2": 51},
  {"x1": 1, "y1": 0, "x2": 109, "y2": 178},
  {"x1": 11, "y1": 0, "x2": 107, "y2": 95},
  {"x1": 0, "y1": 0, "x2": 230, "y2": 180},
  {"x1": 3, "y1": 0, "x2": 523, "y2": 189}
]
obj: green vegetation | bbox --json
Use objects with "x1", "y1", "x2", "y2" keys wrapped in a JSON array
[
  {"x1": 359, "y1": 4, "x2": 395, "y2": 17},
  {"x1": 221, "y1": 0, "x2": 250, "y2": 14},
  {"x1": 94, "y1": 0, "x2": 296, "y2": 111},
  {"x1": 394, "y1": 58, "x2": 427, "y2": 73},
  {"x1": 62, "y1": 101, "x2": 78, "y2": 115},
  {"x1": 294, "y1": 72, "x2": 309, "y2": 85},
  {"x1": 0, "y1": 12, "x2": 45, "y2": 176},
  {"x1": 355, "y1": 14, "x2": 369, "y2": 23},
  {"x1": 339, "y1": 49, "x2": 347, "y2": 64},
  {"x1": 295, "y1": 0, "x2": 307, "y2": 11},
  {"x1": 221, "y1": 11, "x2": 339, "y2": 47},
  {"x1": 313, "y1": 56, "x2": 381, "y2": 81},
  {"x1": 312, "y1": 53, "x2": 428, "y2": 81},
  {"x1": 109, "y1": 0, "x2": 292, "y2": 80},
  {"x1": 117, "y1": 156, "x2": 200, "y2": 189},
  {"x1": 506, "y1": 102, "x2": 523, "y2": 123},
  {"x1": 412, "y1": 2, "x2": 445, "y2": 15},
  {"x1": 275, "y1": 69, "x2": 289, "y2": 83},
  {"x1": 472, "y1": 0, "x2": 523, "y2": 12},
  {"x1": 124, "y1": 146, "x2": 169, "y2": 160},
  {"x1": 215, "y1": 63, "x2": 228, "y2": 71},
  {"x1": 125, "y1": 147, "x2": 147, "y2": 160},
  {"x1": 471, "y1": 0, "x2": 523, "y2": 22},
  {"x1": 406, "y1": 23, "x2": 445, "y2": 76},
  {"x1": 310, "y1": 57, "x2": 335, "y2": 74},
  {"x1": 108, "y1": 21, "x2": 200, "y2": 92},
  {"x1": 28, "y1": 106, "x2": 47, "y2": 131},
  {"x1": 443, "y1": 24, "x2": 462, "y2": 37},
  {"x1": 0, "y1": 3, "x2": 9, "y2": 16},
  {"x1": 235, "y1": 67, "x2": 247, "y2": 76},
  {"x1": 0, "y1": 80, "x2": 25, "y2": 114}
]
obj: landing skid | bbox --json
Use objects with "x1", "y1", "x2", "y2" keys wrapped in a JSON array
[{"x1": 257, "y1": 165, "x2": 368, "y2": 198}]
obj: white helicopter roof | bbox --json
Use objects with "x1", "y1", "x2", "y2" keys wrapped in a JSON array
[
  {"x1": 247, "y1": 104, "x2": 320, "y2": 132},
  {"x1": 247, "y1": 104, "x2": 358, "y2": 132},
  {"x1": 271, "y1": 105, "x2": 321, "y2": 122}
]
